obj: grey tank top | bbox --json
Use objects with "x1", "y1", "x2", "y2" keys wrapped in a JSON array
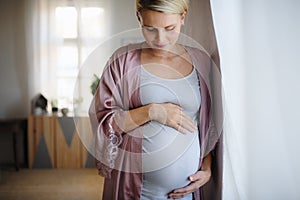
[{"x1": 140, "y1": 66, "x2": 201, "y2": 200}]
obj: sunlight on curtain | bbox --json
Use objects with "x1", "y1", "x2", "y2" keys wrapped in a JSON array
[
  {"x1": 210, "y1": 0, "x2": 247, "y2": 199},
  {"x1": 211, "y1": 0, "x2": 300, "y2": 199}
]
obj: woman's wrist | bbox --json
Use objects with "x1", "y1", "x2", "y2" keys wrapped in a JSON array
[
  {"x1": 200, "y1": 165, "x2": 212, "y2": 173},
  {"x1": 200, "y1": 153, "x2": 212, "y2": 172},
  {"x1": 148, "y1": 103, "x2": 157, "y2": 121}
]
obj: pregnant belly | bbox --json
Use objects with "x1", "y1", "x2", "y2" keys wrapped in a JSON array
[{"x1": 142, "y1": 121, "x2": 200, "y2": 196}]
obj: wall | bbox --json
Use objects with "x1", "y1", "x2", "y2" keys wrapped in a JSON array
[
  {"x1": 0, "y1": 0, "x2": 28, "y2": 166},
  {"x1": 109, "y1": 0, "x2": 138, "y2": 34},
  {"x1": 0, "y1": 0, "x2": 29, "y2": 119},
  {"x1": 182, "y1": 0, "x2": 219, "y2": 65}
]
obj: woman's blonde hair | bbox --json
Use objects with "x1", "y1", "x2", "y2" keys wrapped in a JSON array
[{"x1": 136, "y1": 0, "x2": 189, "y2": 14}]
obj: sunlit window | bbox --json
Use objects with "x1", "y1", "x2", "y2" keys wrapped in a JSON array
[
  {"x1": 81, "y1": 7, "x2": 105, "y2": 38},
  {"x1": 50, "y1": 3, "x2": 106, "y2": 112},
  {"x1": 55, "y1": 7, "x2": 78, "y2": 38}
]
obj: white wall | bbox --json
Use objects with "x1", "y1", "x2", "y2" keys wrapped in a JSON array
[{"x1": 109, "y1": 0, "x2": 138, "y2": 34}]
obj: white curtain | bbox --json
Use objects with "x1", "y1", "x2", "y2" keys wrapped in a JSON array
[
  {"x1": 24, "y1": 0, "x2": 42, "y2": 107},
  {"x1": 24, "y1": 0, "x2": 60, "y2": 103},
  {"x1": 210, "y1": 0, "x2": 300, "y2": 199}
]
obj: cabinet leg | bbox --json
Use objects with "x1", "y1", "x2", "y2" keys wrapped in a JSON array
[{"x1": 13, "y1": 131, "x2": 19, "y2": 171}]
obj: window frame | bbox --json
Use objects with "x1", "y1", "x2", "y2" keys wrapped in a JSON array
[{"x1": 46, "y1": 0, "x2": 109, "y2": 113}]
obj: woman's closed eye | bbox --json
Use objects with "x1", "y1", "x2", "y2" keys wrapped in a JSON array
[
  {"x1": 165, "y1": 26, "x2": 176, "y2": 31},
  {"x1": 144, "y1": 27, "x2": 156, "y2": 32},
  {"x1": 143, "y1": 26, "x2": 176, "y2": 32}
]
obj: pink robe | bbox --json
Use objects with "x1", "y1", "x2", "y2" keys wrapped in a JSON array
[{"x1": 89, "y1": 42, "x2": 223, "y2": 200}]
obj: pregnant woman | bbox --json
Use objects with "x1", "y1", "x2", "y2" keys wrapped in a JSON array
[{"x1": 89, "y1": 0, "x2": 223, "y2": 199}]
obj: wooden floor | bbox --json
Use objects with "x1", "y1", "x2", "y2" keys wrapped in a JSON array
[{"x1": 0, "y1": 168, "x2": 104, "y2": 200}]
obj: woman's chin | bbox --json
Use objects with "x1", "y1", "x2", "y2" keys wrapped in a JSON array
[{"x1": 151, "y1": 44, "x2": 173, "y2": 53}]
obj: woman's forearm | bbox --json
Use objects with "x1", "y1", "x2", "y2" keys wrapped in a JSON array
[
  {"x1": 113, "y1": 102, "x2": 196, "y2": 134},
  {"x1": 201, "y1": 153, "x2": 212, "y2": 172},
  {"x1": 114, "y1": 104, "x2": 153, "y2": 133}
]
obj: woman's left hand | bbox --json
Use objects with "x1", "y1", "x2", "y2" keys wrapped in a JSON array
[{"x1": 168, "y1": 168, "x2": 211, "y2": 199}]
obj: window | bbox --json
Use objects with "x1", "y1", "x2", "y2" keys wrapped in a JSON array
[{"x1": 41, "y1": 1, "x2": 109, "y2": 115}]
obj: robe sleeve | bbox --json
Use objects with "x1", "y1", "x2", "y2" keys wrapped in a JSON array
[
  {"x1": 88, "y1": 47, "x2": 128, "y2": 178},
  {"x1": 202, "y1": 54, "x2": 223, "y2": 200}
]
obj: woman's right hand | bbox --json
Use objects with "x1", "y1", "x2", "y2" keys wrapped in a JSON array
[{"x1": 148, "y1": 103, "x2": 196, "y2": 134}]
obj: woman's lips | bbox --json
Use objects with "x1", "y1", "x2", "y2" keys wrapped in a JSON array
[{"x1": 154, "y1": 44, "x2": 167, "y2": 48}]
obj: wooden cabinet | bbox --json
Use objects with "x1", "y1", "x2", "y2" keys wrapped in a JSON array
[
  {"x1": 28, "y1": 115, "x2": 94, "y2": 168},
  {"x1": 28, "y1": 115, "x2": 55, "y2": 168}
]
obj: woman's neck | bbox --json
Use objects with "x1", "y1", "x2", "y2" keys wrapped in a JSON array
[{"x1": 142, "y1": 43, "x2": 186, "y2": 59}]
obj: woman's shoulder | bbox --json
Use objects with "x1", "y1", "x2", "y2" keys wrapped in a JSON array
[
  {"x1": 181, "y1": 45, "x2": 212, "y2": 81},
  {"x1": 104, "y1": 43, "x2": 142, "y2": 73},
  {"x1": 111, "y1": 42, "x2": 142, "y2": 59},
  {"x1": 182, "y1": 45, "x2": 210, "y2": 59}
]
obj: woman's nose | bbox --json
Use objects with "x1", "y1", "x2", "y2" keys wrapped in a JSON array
[{"x1": 155, "y1": 29, "x2": 166, "y2": 42}]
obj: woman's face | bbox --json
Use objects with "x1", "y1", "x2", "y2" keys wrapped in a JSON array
[{"x1": 139, "y1": 10, "x2": 185, "y2": 51}]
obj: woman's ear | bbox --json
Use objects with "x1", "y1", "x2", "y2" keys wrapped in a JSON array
[
  {"x1": 136, "y1": 12, "x2": 141, "y2": 24},
  {"x1": 181, "y1": 11, "x2": 187, "y2": 25}
]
